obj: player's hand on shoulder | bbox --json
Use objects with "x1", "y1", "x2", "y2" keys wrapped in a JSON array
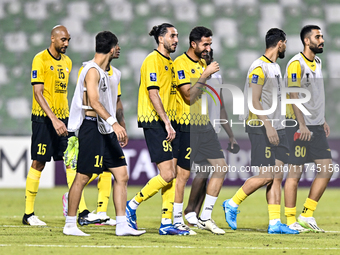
[
  {"x1": 165, "y1": 122, "x2": 176, "y2": 142},
  {"x1": 52, "y1": 117, "x2": 68, "y2": 137},
  {"x1": 204, "y1": 61, "x2": 219, "y2": 77},
  {"x1": 112, "y1": 122, "x2": 127, "y2": 143}
]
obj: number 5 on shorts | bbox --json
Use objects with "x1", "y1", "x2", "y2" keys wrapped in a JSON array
[{"x1": 265, "y1": 147, "x2": 271, "y2": 158}]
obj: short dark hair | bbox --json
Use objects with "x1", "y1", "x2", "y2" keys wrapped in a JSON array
[
  {"x1": 95, "y1": 31, "x2": 118, "y2": 54},
  {"x1": 300, "y1": 25, "x2": 321, "y2": 45},
  {"x1": 265, "y1": 28, "x2": 286, "y2": 49},
  {"x1": 149, "y1": 23, "x2": 174, "y2": 44},
  {"x1": 189, "y1": 26, "x2": 213, "y2": 47}
]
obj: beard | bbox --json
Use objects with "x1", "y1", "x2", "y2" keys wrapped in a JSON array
[
  {"x1": 164, "y1": 40, "x2": 176, "y2": 53},
  {"x1": 56, "y1": 46, "x2": 67, "y2": 54},
  {"x1": 310, "y1": 43, "x2": 324, "y2": 54},
  {"x1": 278, "y1": 50, "x2": 285, "y2": 59},
  {"x1": 194, "y1": 49, "x2": 208, "y2": 59}
]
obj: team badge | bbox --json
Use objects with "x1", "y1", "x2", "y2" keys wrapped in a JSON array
[
  {"x1": 66, "y1": 67, "x2": 69, "y2": 73},
  {"x1": 150, "y1": 73, "x2": 157, "y2": 82},
  {"x1": 191, "y1": 69, "x2": 195, "y2": 74},
  {"x1": 251, "y1": 74, "x2": 259, "y2": 84},
  {"x1": 165, "y1": 66, "x2": 168, "y2": 71},
  {"x1": 178, "y1": 70, "x2": 185, "y2": 80},
  {"x1": 32, "y1": 70, "x2": 37, "y2": 79},
  {"x1": 292, "y1": 73, "x2": 297, "y2": 82},
  {"x1": 50, "y1": 66, "x2": 54, "y2": 71}
]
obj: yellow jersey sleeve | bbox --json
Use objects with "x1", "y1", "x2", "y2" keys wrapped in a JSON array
[
  {"x1": 287, "y1": 60, "x2": 301, "y2": 87},
  {"x1": 248, "y1": 67, "x2": 265, "y2": 86},
  {"x1": 31, "y1": 55, "x2": 45, "y2": 84},
  {"x1": 175, "y1": 60, "x2": 192, "y2": 87},
  {"x1": 143, "y1": 55, "x2": 160, "y2": 90},
  {"x1": 118, "y1": 82, "x2": 121, "y2": 97}
]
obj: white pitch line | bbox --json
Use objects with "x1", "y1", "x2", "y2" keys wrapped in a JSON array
[{"x1": 0, "y1": 244, "x2": 336, "y2": 250}]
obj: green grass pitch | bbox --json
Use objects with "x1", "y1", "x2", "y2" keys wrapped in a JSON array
[{"x1": 0, "y1": 186, "x2": 339, "y2": 255}]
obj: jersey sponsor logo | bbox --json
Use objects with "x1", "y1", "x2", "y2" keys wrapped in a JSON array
[
  {"x1": 292, "y1": 73, "x2": 297, "y2": 82},
  {"x1": 150, "y1": 73, "x2": 157, "y2": 82},
  {"x1": 251, "y1": 74, "x2": 259, "y2": 84},
  {"x1": 178, "y1": 70, "x2": 185, "y2": 80},
  {"x1": 191, "y1": 69, "x2": 195, "y2": 74},
  {"x1": 32, "y1": 70, "x2": 37, "y2": 79},
  {"x1": 50, "y1": 66, "x2": 54, "y2": 71},
  {"x1": 165, "y1": 66, "x2": 168, "y2": 71}
]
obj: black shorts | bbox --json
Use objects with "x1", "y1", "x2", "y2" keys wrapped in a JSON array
[
  {"x1": 31, "y1": 118, "x2": 68, "y2": 162},
  {"x1": 103, "y1": 132, "x2": 127, "y2": 169},
  {"x1": 191, "y1": 127, "x2": 224, "y2": 165},
  {"x1": 288, "y1": 125, "x2": 331, "y2": 165},
  {"x1": 77, "y1": 118, "x2": 105, "y2": 175},
  {"x1": 248, "y1": 129, "x2": 289, "y2": 167},
  {"x1": 143, "y1": 126, "x2": 179, "y2": 164},
  {"x1": 177, "y1": 131, "x2": 191, "y2": 170}
]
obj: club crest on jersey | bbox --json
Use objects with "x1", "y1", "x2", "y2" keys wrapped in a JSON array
[
  {"x1": 50, "y1": 66, "x2": 54, "y2": 71},
  {"x1": 292, "y1": 73, "x2": 297, "y2": 82},
  {"x1": 191, "y1": 69, "x2": 195, "y2": 74},
  {"x1": 165, "y1": 66, "x2": 168, "y2": 71},
  {"x1": 178, "y1": 70, "x2": 185, "y2": 80},
  {"x1": 32, "y1": 70, "x2": 37, "y2": 79},
  {"x1": 150, "y1": 73, "x2": 157, "y2": 82},
  {"x1": 251, "y1": 74, "x2": 259, "y2": 84}
]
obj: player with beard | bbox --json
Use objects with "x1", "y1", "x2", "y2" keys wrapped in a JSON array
[
  {"x1": 172, "y1": 26, "x2": 227, "y2": 235},
  {"x1": 223, "y1": 28, "x2": 299, "y2": 234},
  {"x1": 284, "y1": 25, "x2": 332, "y2": 233},
  {"x1": 125, "y1": 23, "x2": 189, "y2": 235},
  {"x1": 23, "y1": 25, "x2": 71, "y2": 226}
]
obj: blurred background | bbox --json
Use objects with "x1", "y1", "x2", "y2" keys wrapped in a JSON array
[{"x1": 0, "y1": 0, "x2": 339, "y2": 139}]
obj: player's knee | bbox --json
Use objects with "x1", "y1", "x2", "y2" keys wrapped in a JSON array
[{"x1": 31, "y1": 160, "x2": 46, "y2": 171}]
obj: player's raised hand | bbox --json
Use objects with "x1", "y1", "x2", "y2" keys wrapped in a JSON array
[
  {"x1": 112, "y1": 122, "x2": 127, "y2": 143},
  {"x1": 165, "y1": 123, "x2": 176, "y2": 142},
  {"x1": 52, "y1": 118, "x2": 68, "y2": 137},
  {"x1": 299, "y1": 125, "x2": 312, "y2": 141},
  {"x1": 266, "y1": 125, "x2": 279, "y2": 146},
  {"x1": 204, "y1": 61, "x2": 219, "y2": 77}
]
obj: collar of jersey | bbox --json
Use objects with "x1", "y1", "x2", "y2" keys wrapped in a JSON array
[
  {"x1": 47, "y1": 48, "x2": 61, "y2": 61},
  {"x1": 184, "y1": 52, "x2": 198, "y2": 63},
  {"x1": 154, "y1": 49, "x2": 170, "y2": 60},
  {"x1": 261, "y1": 55, "x2": 273, "y2": 63}
]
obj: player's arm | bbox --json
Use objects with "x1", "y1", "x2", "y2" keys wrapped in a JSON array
[
  {"x1": 178, "y1": 62, "x2": 220, "y2": 105},
  {"x1": 85, "y1": 68, "x2": 127, "y2": 142},
  {"x1": 219, "y1": 92, "x2": 237, "y2": 148},
  {"x1": 116, "y1": 96, "x2": 128, "y2": 147},
  {"x1": 148, "y1": 89, "x2": 175, "y2": 142},
  {"x1": 33, "y1": 84, "x2": 68, "y2": 137},
  {"x1": 287, "y1": 61, "x2": 312, "y2": 141}
]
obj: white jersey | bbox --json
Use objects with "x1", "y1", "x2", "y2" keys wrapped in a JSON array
[
  {"x1": 285, "y1": 53, "x2": 325, "y2": 126},
  {"x1": 109, "y1": 66, "x2": 121, "y2": 111},
  {"x1": 68, "y1": 61, "x2": 115, "y2": 134},
  {"x1": 241, "y1": 57, "x2": 284, "y2": 130},
  {"x1": 207, "y1": 72, "x2": 223, "y2": 133}
]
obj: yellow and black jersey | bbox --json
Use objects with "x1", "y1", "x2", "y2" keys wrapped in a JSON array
[
  {"x1": 174, "y1": 53, "x2": 209, "y2": 132},
  {"x1": 78, "y1": 64, "x2": 121, "y2": 97},
  {"x1": 137, "y1": 50, "x2": 176, "y2": 128},
  {"x1": 31, "y1": 49, "x2": 72, "y2": 122}
]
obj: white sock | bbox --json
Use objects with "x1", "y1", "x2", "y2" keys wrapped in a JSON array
[
  {"x1": 173, "y1": 203, "x2": 184, "y2": 225},
  {"x1": 185, "y1": 212, "x2": 198, "y2": 225},
  {"x1": 128, "y1": 198, "x2": 139, "y2": 210},
  {"x1": 228, "y1": 199, "x2": 239, "y2": 208},
  {"x1": 269, "y1": 219, "x2": 281, "y2": 226},
  {"x1": 65, "y1": 216, "x2": 77, "y2": 227},
  {"x1": 200, "y1": 194, "x2": 218, "y2": 221},
  {"x1": 161, "y1": 218, "x2": 172, "y2": 225},
  {"x1": 116, "y1": 216, "x2": 125, "y2": 225}
]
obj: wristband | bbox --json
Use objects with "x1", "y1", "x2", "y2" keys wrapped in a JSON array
[{"x1": 106, "y1": 116, "x2": 115, "y2": 126}]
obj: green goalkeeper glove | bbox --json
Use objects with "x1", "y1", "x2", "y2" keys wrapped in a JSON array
[{"x1": 63, "y1": 136, "x2": 79, "y2": 169}]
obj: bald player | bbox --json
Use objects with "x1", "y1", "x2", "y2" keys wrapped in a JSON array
[{"x1": 23, "y1": 25, "x2": 72, "y2": 226}]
